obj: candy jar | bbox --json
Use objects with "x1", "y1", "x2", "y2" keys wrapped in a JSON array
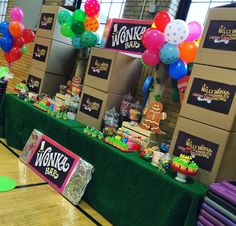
[
  {"x1": 120, "y1": 93, "x2": 134, "y2": 118},
  {"x1": 129, "y1": 100, "x2": 142, "y2": 126},
  {"x1": 103, "y1": 108, "x2": 120, "y2": 129},
  {"x1": 158, "y1": 153, "x2": 172, "y2": 173}
]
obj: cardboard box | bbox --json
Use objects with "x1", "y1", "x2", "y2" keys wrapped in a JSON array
[
  {"x1": 31, "y1": 36, "x2": 76, "y2": 76},
  {"x1": 100, "y1": 18, "x2": 152, "y2": 55},
  {"x1": 27, "y1": 67, "x2": 66, "y2": 96},
  {"x1": 169, "y1": 117, "x2": 236, "y2": 185},
  {"x1": 195, "y1": 7, "x2": 236, "y2": 69},
  {"x1": 36, "y1": 5, "x2": 72, "y2": 44},
  {"x1": 84, "y1": 47, "x2": 142, "y2": 94},
  {"x1": 180, "y1": 64, "x2": 236, "y2": 131},
  {"x1": 76, "y1": 85, "x2": 123, "y2": 129}
]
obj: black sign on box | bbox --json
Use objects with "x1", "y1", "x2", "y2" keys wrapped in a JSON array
[
  {"x1": 187, "y1": 78, "x2": 236, "y2": 114},
  {"x1": 80, "y1": 93, "x2": 103, "y2": 119},
  {"x1": 203, "y1": 20, "x2": 236, "y2": 51},
  {"x1": 105, "y1": 22, "x2": 151, "y2": 53},
  {"x1": 27, "y1": 74, "x2": 41, "y2": 93},
  {"x1": 39, "y1": 13, "x2": 55, "y2": 30},
  {"x1": 88, "y1": 56, "x2": 112, "y2": 80},
  {"x1": 29, "y1": 138, "x2": 76, "y2": 190},
  {"x1": 33, "y1": 44, "x2": 48, "y2": 62},
  {"x1": 173, "y1": 131, "x2": 219, "y2": 172}
]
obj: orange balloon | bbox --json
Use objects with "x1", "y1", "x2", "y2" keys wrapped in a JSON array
[
  {"x1": 84, "y1": 17, "x2": 99, "y2": 32},
  {"x1": 179, "y1": 41, "x2": 199, "y2": 63},
  {"x1": 9, "y1": 21, "x2": 24, "y2": 38}
]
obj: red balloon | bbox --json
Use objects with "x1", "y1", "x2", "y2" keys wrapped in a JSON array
[
  {"x1": 14, "y1": 37, "x2": 25, "y2": 48},
  {"x1": 22, "y1": 29, "x2": 35, "y2": 44},
  {"x1": 9, "y1": 47, "x2": 22, "y2": 61},
  {"x1": 4, "y1": 52, "x2": 14, "y2": 64},
  {"x1": 154, "y1": 10, "x2": 171, "y2": 33}
]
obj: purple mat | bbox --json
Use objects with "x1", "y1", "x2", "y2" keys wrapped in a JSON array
[
  {"x1": 197, "y1": 221, "x2": 204, "y2": 226},
  {"x1": 201, "y1": 209, "x2": 225, "y2": 226},
  {"x1": 209, "y1": 182, "x2": 236, "y2": 205},
  {"x1": 222, "y1": 181, "x2": 236, "y2": 193},
  {"x1": 202, "y1": 203, "x2": 235, "y2": 226},
  {"x1": 199, "y1": 214, "x2": 215, "y2": 226}
]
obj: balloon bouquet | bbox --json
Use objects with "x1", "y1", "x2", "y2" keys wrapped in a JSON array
[
  {"x1": 0, "y1": 7, "x2": 35, "y2": 66},
  {"x1": 58, "y1": 0, "x2": 100, "y2": 49},
  {"x1": 141, "y1": 11, "x2": 202, "y2": 80}
]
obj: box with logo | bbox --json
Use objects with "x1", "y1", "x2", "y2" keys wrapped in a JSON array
[
  {"x1": 76, "y1": 85, "x2": 123, "y2": 129},
  {"x1": 84, "y1": 47, "x2": 142, "y2": 95},
  {"x1": 31, "y1": 36, "x2": 76, "y2": 76},
  {"x1": 100, "y1": 18, "x2": 152, "y2": 55},
  {"x1": 195, "y1": 7, "x2": 236, "y2": 69},
  {"x1": 180, "y1": 64, "x2": 236, "y2": 131},
  {"x1": 36, "y1": 5, "x2": 72, "y2": 44},
  {"x1": 169, "y1": 117, "x2": 236, "y2": 185},
  {"x1": 27, "y1": 67, "x2": 66, "y2": 96}
]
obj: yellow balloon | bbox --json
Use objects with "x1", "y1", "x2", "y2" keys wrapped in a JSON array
[{"x1": 151, "y1": 22, "x2": 156, "y2": 29}]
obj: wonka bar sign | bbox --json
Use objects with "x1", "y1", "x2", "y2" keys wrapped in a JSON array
[
  {"x1": 28, "y1": 135, "x2": 79, "y2": 193},
  {"x1": 101, "y1": 18, "x2": 152, "y2": 54}
]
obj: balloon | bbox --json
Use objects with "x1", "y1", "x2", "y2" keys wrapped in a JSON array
[
  {"x1": 187, "y1": 62, "x2": 193, "y2": 75},
  {"x1": 60, "y1": 23, "x2": 74, "y2": 37},
  {"x1": 72, "y1": 36, "x2": 85, "y2": 49},
  {"x1": 169, "y1": 60, "x2": 187, "y2": 80},
  {"x1": 22, "y1": 29, "x2": 35, "y2": 43},
  {"x1": 179, "y1": 41, "x2": 198, "y2": 63},
  {"x1": 9, "y1": 46, "x2": 22, "y2": 61},
  {"x1": 142, "y1": 49, "x2": 160, "y2": 66},
  {"x1": 159, "y1": 43, "x2": 179, "y2": 64},
  {"x1": 185, "y1": 21, "x2": 203, "y2": 42},
  {"x1": 9, "y1": 21, "x2": 24, "y2": 38},
  {"x1": 154, "y1": 10, "x2": 171, "y2": 33},
  {"x1": 0, "y1": 36, "x2": 13, "y2": 52},
  {"x1": 80, "y1": 30, "x2": 98, "y2": 47},
  {"x1": 84, "y1": 17, "x2": 99, "y2": 32},
  {"x1": 0, "y1": 21, "x2": 11, "y2": 37},
  {"x1": 0, "y1": 66, "x2": 9, "y2": 78},
  {"x1": 10, "y1": 7, "x2": 24, "y2": 22},
  {"x1": 140, "y1": 58, "x2": 148, "y2": 67},
  {"x1": 164, "y1": 19, "x2": 189, "y2": 45},
  {"x1": 58, "y1": 10, "x2": 72, "y2": 25},
  {"x1": 21, "y1": 45, "x2": 27, "y2": 54},
  {"x1": 84, "y1": 0, "x2": 100, "y2": 17},
  {"x1": 73, "y1": 9, "x2": 86, "y2": 22},
  {"x1": 14, "y1": 37, "x2": 25, "y2": 48},
  {"x1": 142, "y1": 29, "x2": 165, "y2": 51},
  {"x1": 4, "y1": 52, "x2": 13, "y2": 64},
  {"x1": 71, "y1": 21, "x2": 85, "y2": 35}
]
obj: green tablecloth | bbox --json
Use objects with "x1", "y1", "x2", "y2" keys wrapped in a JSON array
[{"x1": 0, "y1": 94, "x2": 207, "y2": 226}]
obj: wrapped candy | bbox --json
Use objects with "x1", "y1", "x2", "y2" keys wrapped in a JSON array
[{"x1": 120, "y1": 93, "x2": 134, "y2": 117}]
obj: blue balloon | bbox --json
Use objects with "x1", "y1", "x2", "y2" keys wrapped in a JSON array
[
  {"x1": 0, "y1": 36, "x2": 13, "y2": 52},
  {"x1": 0, "y1": 21, "x2": 11, "y2": 37},
  {"x1": 169, "y1": 60, "x2": 187, "y2": 80},
  {"x1": 71, "y1": 36, "x2": 84, "y2": 49},
  {"x1": 160, "y1": 43, "x2": 180, "y2": 65}
]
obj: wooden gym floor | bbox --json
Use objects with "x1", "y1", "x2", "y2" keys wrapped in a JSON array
[{"x1": 0, "y1": 139, "x2": 112, "y2": 226}]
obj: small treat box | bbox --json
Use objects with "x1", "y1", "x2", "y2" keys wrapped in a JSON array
[
  {"x1": 36, "y1": 5, "x2": 72, "y2": 45},
  {"x1": 195, "y1": 7, "x2": 236, "y2": 69},
  {"x1": 27, "y1": 67, "x2": 66, "y2": 96},
  {"x1": 169, "y1": 117, "x2": 236, "y2": 185},
  {"x1": 31, "y1": 36, "x2": 76, "y2": 76},
  {"x1": 100, "y1": 18, "x2": 152, "y2": 55},
  {"x1": 180, "y1": 64, "x2": 236, "y2": 131},
  {"x1": 76, "y1": 85, "x2": 123, "y2": 130},
  {"x1": 84, "y1": 47, "x2": 142, "y2": 95}
]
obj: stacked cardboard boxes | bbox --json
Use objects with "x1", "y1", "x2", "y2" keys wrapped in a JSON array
[
  {"x1": 27, "y1": 6, "x2": 76, "y2": 96},
  {"x1": 170, "y1": 7, "x2": 236, "y2": 184},
  {"x1": 76, "y1": 47, "x2": 142, "y2": 129}
]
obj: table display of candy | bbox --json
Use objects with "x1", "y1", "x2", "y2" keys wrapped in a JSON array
[
  {"x1": 171, "y1": 147, "x2": 199, "y2": 183},
  {"x1": 83, "y1": 126, "x2": 104, "y2": 140},
  {"x1": 197, "y1": 181, "x2": 236, "y2": 226}
]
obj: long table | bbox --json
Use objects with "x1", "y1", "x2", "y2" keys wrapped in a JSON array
[{"x1": 0, "y1": 94, "x2": 207, "y2": 226}]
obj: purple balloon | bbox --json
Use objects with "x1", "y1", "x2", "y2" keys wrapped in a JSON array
[
  {"x1": 10, "y1": 7, "x2": 24, "y2": 22},
  {"x1": 185, "y1": 21, "x2": 203, "y2": 42}
]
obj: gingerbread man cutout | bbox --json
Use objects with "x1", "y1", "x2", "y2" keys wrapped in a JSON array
[{"x1": 139, "y1": 102, "x2": 167, "y2": 134}]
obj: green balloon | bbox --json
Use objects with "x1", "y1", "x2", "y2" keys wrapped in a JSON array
[
  {"x1": 71, "y1": 21, "x2": 85, "y2": 35},
  {"x1": 73, "y1": 9, "x2": 86, "y2": 22},
  {"x1": 0, "y1": 176, "x2": 16, "y2": 191},
  {"x1": 21, "y1": 45, "x2": 27, "y2": 54},
  {"x1": 61, "y1": 23, "x2": 74, "y2": 38},
  {"x1": 81, "y1": 31, "x2": 98, "y2": 48},
  {"x1": 58, "y1": 10, "x2": 72, "y2": 25},
  {"x1": 0, "y1": 66, "x2": 10, "y2": 78}
]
